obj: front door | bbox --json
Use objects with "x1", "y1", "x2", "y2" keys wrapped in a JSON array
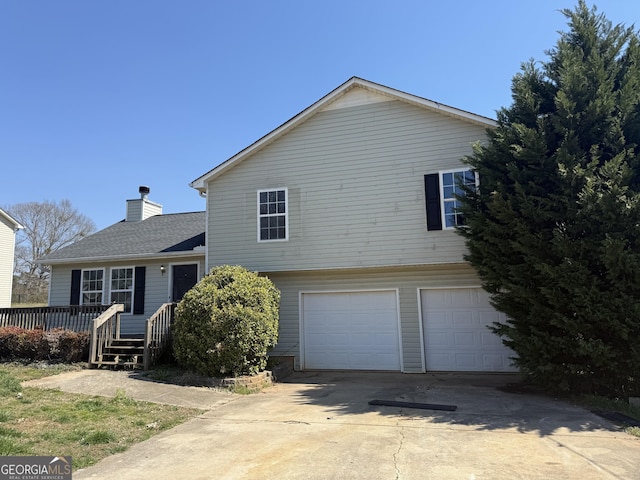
[{"x1": 172, "y1": 264, "x2": 198, "y2": 302}]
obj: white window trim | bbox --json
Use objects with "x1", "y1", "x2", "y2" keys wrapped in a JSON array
[
  {"x1": 109, "y1": 266, "x2": 135, "y2": 315},
  {"x1": 80, "y1": 268, "x2": 105, "y2": 307},
  {"x1": 257, "y1": 188, "x2": 289, "y2": 242},
  {"x1": 439, "y1": 168, "x2": 478, "y2": 230}
]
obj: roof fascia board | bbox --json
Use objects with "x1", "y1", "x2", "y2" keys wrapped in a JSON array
[
  {"x1": 190, "y1": 77, "x2": 496, "y2": 191},
  {"x1": 356, "y1": 78, "x2": 497, "y2": 126},
  {"x1": 0, "y1": 209, "x2": 23, "y2": 230},
  {"x1": 190, "y1": 77, "x2": 360, "y2": 190},
  {"x1": 37, "y1": 249, "x2": 205, "y2": 266}
]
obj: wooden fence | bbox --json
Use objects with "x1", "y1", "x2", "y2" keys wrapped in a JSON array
[{"x1": 0, "y1": 305, "x2": 111, "y2": 332}]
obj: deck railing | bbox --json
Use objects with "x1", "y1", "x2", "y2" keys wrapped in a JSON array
[
  {"x1": 0, "y1": 305, "x2": 111, "y2": 332},
  {"x1": 1, "y1": 304, "x2": 173, "y2": 370},
  {"x1": 89, "y1": 304, "x2": 125, "y2": 368},
  {"x1": 143, "y1": 303, "x2": 175, "y2": 370}
]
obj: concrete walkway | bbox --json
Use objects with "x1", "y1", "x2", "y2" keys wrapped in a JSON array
[
  {"x1": 24, "y1": 369, "x2": 236, "y2": 410},
  {"x1": 24, "y1": 370, "x2": 640, "y2": 479}
]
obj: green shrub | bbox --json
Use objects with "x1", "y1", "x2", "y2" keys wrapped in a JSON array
[{"x1": 173, "y1": 265, "x2": 280, "y2": 377}]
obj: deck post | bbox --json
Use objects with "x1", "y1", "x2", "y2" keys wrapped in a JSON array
[
  {"x1": 143, "y1": 318, "x2": 153, "y2": 370},
  {"x1": 89, "y1": 317, "x2": 99, "y2": 369}
]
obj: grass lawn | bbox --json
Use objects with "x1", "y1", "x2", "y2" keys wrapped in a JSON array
[{"x1": 0, "y1": 363, "x2": 202, "y2": 470}]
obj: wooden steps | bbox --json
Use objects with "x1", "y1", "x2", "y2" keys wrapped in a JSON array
[{"x1": 98, "y1": 338, "x2": 145, "y2": 368}]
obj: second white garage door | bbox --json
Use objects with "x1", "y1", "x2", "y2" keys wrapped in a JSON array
[
  {"x1": 421, "y1": 288, "x2": 517, "y2": 372},
  {"x1": 302, "y1": 291, "x2": 401, "y2": 371}
]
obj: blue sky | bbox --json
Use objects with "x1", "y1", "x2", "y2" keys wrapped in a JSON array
[{"x1": 2, "y1": 1, "x2": 640, "y2": 230}]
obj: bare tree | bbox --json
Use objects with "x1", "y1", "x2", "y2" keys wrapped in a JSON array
[{"x1": 5, "y1": 199, "x2": 96, "y2": 304}]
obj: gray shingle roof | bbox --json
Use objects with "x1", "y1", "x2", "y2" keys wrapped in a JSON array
[{"x1": 38, "y1": 212, "x2": 205, "y2": 263}]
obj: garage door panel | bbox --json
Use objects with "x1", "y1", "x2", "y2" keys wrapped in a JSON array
[
  {"x1": 429, "y1": 353, "x2": 453, "y2": 370},
  {"x1": 455, "y1": 354, "x2": 477, "y2": 369},
  {"x1": 452, "y1": 312, "x2": 474, "y2": 326},
  {"x1": 482, "y1": 354, "x2": 509, "y2": 370},
  {"x1": 480, "y1": 332, "x2": 502, "y2": 346},
  {"x1": 303, "y1": 291, "x2": 401, "y2": 371},
  {"x1": 453, "y1": 332, "x2": 476, "y2": 346},
  {"x1": 422, "y1": 288, "x2": 517, "y2": 372},
  {"x1": 479, "y1": 310, "x2": 502, "y2": 322},
  {"x1": 427, "y1": 312, "x2": 448, "y2": 325}
]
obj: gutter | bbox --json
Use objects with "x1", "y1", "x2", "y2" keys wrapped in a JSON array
[{"x1": 36, "y1": 248, "x2": 205, "y2": 266}]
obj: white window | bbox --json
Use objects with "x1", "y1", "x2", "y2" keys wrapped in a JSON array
[
  {"x1": 110, "y1": 267, "x2": 134, "y2": 314},
  {"x1": 257, "y1": 188, "x2": 288, "y2": 241},
  {"x1": 81, "y1": 269, "x2": 104, "y2": 305},
  {"x1": 440, "y1": 169, "x2": 478, "y2": 228}
]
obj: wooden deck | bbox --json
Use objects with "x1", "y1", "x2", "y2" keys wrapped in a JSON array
[
  {"x1": 0, "y1": 304, "x2": 175, "y2": 370},
  {"x1": 0, "y1": 305, "x2": 111, "y2": 331}
]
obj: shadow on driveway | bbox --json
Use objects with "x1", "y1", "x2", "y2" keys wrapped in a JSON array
[{"x1": 279, "y1": 370, "x2": 621, "y2": 437}]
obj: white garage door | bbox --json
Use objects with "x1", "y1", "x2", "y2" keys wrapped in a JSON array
[
  {"x1": 421, "y1": 288, "x2": 517, "y2": 372},
  {"x1": 302, "y1": 291, "x2": 401, "y2": 371}
]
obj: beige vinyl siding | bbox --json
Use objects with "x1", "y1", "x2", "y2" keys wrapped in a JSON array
[
  {"x1": 206, "y1": 99, "x2": 484, "y2": 272},
  {"x1": 126, "y1": 198, "x2": 163, "y2": 222},
  {"x1": 266, "y1": 263, "x2": 484, "y2": 373},
  {"x1": 48, "y1": 257, "x2": 205, "y2": 336},
  {"x1": 0, "y1": 217, "x2": 17, "y2": 307}
]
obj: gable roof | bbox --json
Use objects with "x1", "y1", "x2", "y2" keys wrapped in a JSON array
[
  {"x1": 38, "y1": 211, "x2": 206, "y2": 265},
  {"x1": 0, "y1": 209, "x2": 23, "y2": 230},
  {"x1": 190, "y1": 76, "x2": 496, "y2": 192}
]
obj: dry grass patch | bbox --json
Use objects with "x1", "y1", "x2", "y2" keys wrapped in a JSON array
[{"x1": 0, "y1": 363, "x2": 201, "y2": 470}]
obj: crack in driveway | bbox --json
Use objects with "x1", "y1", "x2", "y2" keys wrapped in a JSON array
[{"x1": 393, "y1": 417, "x2": 405, "y2": 480}]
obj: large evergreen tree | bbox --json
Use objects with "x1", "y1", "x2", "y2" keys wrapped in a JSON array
[{"x1": 458, "y1": 1, "x2": 640, "y2": 397}]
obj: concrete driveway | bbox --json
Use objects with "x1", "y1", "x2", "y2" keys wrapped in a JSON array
[{"x1": 26, "y1": 370, "x2": 640, "y2": 479}]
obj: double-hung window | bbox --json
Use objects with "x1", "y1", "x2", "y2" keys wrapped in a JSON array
[
  {"x1": 425, "y1": 169, "x2": 478, "y2": 230},
  {"x1": 258, "y1": 189, "x2": 288, "y2": 241},
  {"x1": 81, "y1": 269, "x2": 104, "y2": 305},
  {"x1": 441, "y1": 169, "x2": 477, "y2": 228},
  {"x1": 73, "y1": 266, "x2": 143, "y2": 314},
  {"x1": 110, "y1": 267, "x2": 134, "y2": 314}
]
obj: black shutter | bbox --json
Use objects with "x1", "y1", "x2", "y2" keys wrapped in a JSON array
[
  {"x1": 70, "y1": 269, "x2": 81, "y2": 305},
  {"x1": 424, "y1": 174, "x2": 443, "y2": 231},
  {"x1": 133, "y1": 267, "x2": 146, "y2": 314}
]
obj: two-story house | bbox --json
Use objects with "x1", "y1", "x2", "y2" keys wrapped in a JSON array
[
  {"x1": 190, "y1": 77, "x2": 517, "y2": 373},
  {"x1": 0, "y1": 209, "x2": 23, "y2": 307}
]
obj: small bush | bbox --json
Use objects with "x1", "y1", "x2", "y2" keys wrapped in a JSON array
[
  {"x1": 0, "y1": 327, "x2": 89, "y2": 363},
  {"x1": 173, "y1": 265, "x2": 280, "y2": 377},
  {"x1": 55, "y1": 330, "x2": 90, "y2": 363},
  {"x1": 0, "y1": 327, "x2": 49, "y2": 361}
]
